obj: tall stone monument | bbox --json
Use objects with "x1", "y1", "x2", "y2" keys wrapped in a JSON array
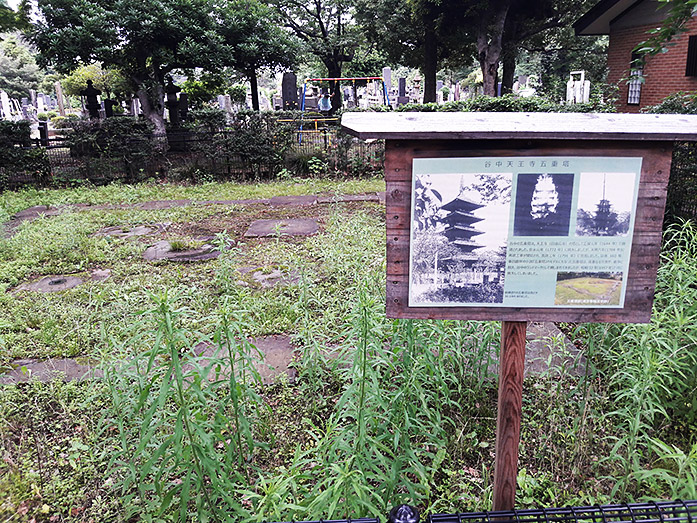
[{"x1": 281, "y1": 72, "x2": 299, "y2": 110}]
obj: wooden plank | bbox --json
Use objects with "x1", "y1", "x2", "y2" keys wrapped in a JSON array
[
  {"x1": 493, "y1": 321, "x2": 527, "y2": 511},
  {"x1": 385, "y1": 139, "x2": 671, "y2": 324},
  {"x1": 342, "y1": 112, "x2": 697, "y2": 142}
]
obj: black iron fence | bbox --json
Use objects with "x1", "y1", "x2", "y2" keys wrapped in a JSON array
[
  {"x1": 664, "y1": 142, "x2": 697, "y2": 224},
  {"x1": 0, "y1": 127, "x2": 384, "y2": 190},
  {"x1": 266, "y1": 500, "x2": 697, "y2": 523}
]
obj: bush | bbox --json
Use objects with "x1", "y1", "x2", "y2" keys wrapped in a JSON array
[
  {"x1": 0, "y1": 120, "x2": 31, "y2": 147},
  {"x1": 392, "y1": 94, "x2": 616, "y2": 113},
  {"x1": 0, "y1": 120, "x2": 50, "y2": 189},
  {"x1": 185, "y1": 107, "x2": 227, "y2": 132},
  {"x1": 50, "y1": 114, "x2": 79, "y2": 129},
  {"x1": 36, "y1": 111, "x2": 58, "y2": 121},
  {"x1": 643, "y1": 92, "x2": 697, "y2": 224},
  {"x1": 65, "y1": 116, "x2": 158, "y2": 182},
  {"x1": 643, "y1": 91, "x2": 697, "y2": 114}
]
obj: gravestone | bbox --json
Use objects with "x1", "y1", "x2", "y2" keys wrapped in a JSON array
[
  {"x1": 382, "y1": 67, "x2": 392, "y2": 93},
  {"x1": 130, "y1": 97, "x2": 141, "y2": 116},
  {"x1": 103, "y1": 99, "x2": 118, "y2": 118},
  {"x1": 304, "y1": 95, "x2": 318, "y2": 111},
  {"x1": 55, "y1": 81, "x2": 66, "y2": 116},
  {"x1": 20, "y1": 98, "x2": 29, "y2": 119},
  {"x1": 281, "y1": 72, "x2": 299, "y2": 110},
  {"x1": 165, "y1": 77, "x2": 181, "y2": 127},
  {"x1": 397, "y1": 78, "x2": 409, "y2": 106},
  {"x1": 0, "y1": 91, "x2": 10, "y2": 119},
  {"x1": 179, "y1": 92, "x2": 188, "y2": 121},
  {"x1": 566, "y1": 71, "x2": 590, "y2": 104},
  {"x1": 80, "y1": 80, "x2": 102, "y2": 119}
]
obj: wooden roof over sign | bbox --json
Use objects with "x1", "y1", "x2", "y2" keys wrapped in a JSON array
[{"x1": 341, "y1": 112, "x2": 697, "y2": 142}]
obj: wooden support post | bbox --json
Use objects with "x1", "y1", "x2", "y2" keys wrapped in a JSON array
[{"x1": 492, "y1": 320, "x2": 527, "y2": 511}]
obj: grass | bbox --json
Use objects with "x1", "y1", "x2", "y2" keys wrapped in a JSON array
[
  {"x1": 554, "y1": 277, "x2": 622, "y2": 305},
  {"x1": 0, "y1": 179, "x2": 695, "y2": 522}
]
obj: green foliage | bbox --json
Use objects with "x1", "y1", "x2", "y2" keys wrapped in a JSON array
[
  {"x1": 230, "y1": 84, "x2": 247, "y2": 106},
  {"x1": 0, "y1": 380, "x2": 116, "y2": 522},
  {"x1": 180, "y1": 69, "x2": 239, "y2": 108},
  {"x1": 634, "y1": 438, "x2": 697, "y2": 499},
  {"x1": 391, "y1": 94, "x2": 616, "y2": 113},
  {"x1": 581, "y1": 221, "x2": 697, "y2": 496},
  {"x1": 0, "y1": 119, "x2": 30, "y2": 146},
  {"x1": 643, "y1": 92, "x2": 697, "y2": 224},
  {"x1": 0, "y1": 0, "x2": 30, "y2": 31},
  {"x1": 105, "y1": 293, "x2": 267, "y2": 521},
  {"x1": 33, "y1": 0, "x2": 298, "y2": 131},
  {"x1": 59, "y1": 63, "x2": 130, "y2": 101},
  {"x1": 633, "y1": 0, "x2": 697, "y2": 68},
  {"x1": 4, "y1": 180, "x2": 697, "y2": 520},
  {"x1": 0, "y1": 31, "x2": 43, "y2": 99},
  {"x1": 186, "y1": 107, "x2": 228, "y2": 131},
  {"x1": 64, "y1": 116, "x2": 159, "y2": 183},
  {"x1": 643, "y1": 91, "x2": 697, "y2": 114},
  {"x1": 0, "y1": 120, "x2": 51, "y2": 187},
  {"x1": 215, "y1": 112, "x2": 295, "y2": 178}
]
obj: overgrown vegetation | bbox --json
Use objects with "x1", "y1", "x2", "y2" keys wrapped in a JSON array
[
  {"x1": 0, "y1": 179, "x2": 695, "y2": 522},
  {"x1": 643, "y1": 92, "x2": 697, "y2": 223}
]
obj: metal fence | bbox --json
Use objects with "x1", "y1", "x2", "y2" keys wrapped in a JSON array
[
  {"x1": 664, "y1": 142, "x2": 697, "y2": 224},
  {"x1": 266, "y1": 500, "x2": 697, "y2": 523},
  {"x1": 0, "y1": 127, "x2": 384, "y2": 190}
]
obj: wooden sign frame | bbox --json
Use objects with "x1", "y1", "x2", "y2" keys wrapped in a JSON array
[{"x1": 383, "y1": 138, "x2": 672, "y2": 323}]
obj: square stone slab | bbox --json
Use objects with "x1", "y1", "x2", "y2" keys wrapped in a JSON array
[
  {"x1": 244, "y1": 219, "x2": 319, "y2": 237},
  {"x1": 269, "y1": 195, "x2": 318, "y2": 206}
]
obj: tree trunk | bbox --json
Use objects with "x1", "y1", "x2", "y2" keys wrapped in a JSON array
[
  {"x1": 500, "y1": 16, "x2": 518, "y2": 96},
  {"x1": 325, "y1": 61, "x2": 343, "y2": 114},
  {"x1": 477, "y1": 0, "x2": 511, "y2": 97},
  {"x1": 422, "y1": 9, "x2": 438, "y2": 103},
  {"x1": 501, "y1": 49, "x2": 516, "y2": 95},
  {"x1": 135, "y1": 83, "x2": 166, "y2": 135},
  {"x1": 250, "y1": 69, "x2": 260, "y2": 111}
]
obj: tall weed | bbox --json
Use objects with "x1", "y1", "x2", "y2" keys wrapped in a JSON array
[
  {"x1": 104, "y1": 293, "x2": 266, "y2": 522},
  {"x1": 585, "y1": 220, "x2": 697, "y2": 496},
  {"x1": 246, "y1": 281, "x2": 502, "y2": 521}
]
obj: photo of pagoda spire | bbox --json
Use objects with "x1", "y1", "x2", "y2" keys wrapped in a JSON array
[
  {"x1": 409, "y1": 172, "x2": 511, "y2": 306},
  {"x1": 576, "y1": 172, "x2": 635, "y2": 237}
]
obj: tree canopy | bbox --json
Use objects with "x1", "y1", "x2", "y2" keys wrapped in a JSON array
[
  {"x1": 0, "y1": 32, "x2": 42, "y2": 99},
  {"x1": 0, "y1": 0, "x2": 29, "y2": 32},
  {"x1": 633, "y1": 0, "x2": 697, "y2": 65},
  {"x1": 270, "y1": 0, "x2": 359, "y2": 112},
  {"x1": 33, "y1": 0, "x2": 298, "y2": 131}
]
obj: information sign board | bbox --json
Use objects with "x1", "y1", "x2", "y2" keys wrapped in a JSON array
[{"x1": 409, "y1": 156, "x2": 642, "y2": 309}]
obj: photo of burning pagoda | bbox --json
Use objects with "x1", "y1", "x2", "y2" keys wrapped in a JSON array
[{"x1": 409, "y1": 172, "x2": 511, "y2": 306}]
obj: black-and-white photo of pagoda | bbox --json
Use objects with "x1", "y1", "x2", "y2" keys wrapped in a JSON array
[
  {"x1": 576, "y1": 172, "x2": 635, "y2": 237},
  {"x1": 410, "y1": 172, "x2": 512, "y2": 306}
]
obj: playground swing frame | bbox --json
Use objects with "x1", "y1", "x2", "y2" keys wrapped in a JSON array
[{"x1": 298, "y1": 77, "x2": 391, "y2": 144}]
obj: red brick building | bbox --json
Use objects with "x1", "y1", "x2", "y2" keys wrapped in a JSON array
[{"x1": 575, "y1": 0, "x2": 697, "y2": 112}]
